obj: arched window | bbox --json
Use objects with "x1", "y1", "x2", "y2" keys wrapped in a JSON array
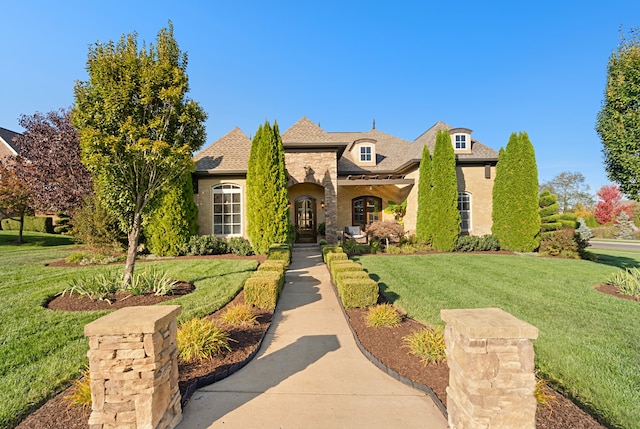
[
  {"x1": 458, "y1": 192, "x2": 471, "y2": 232},
  {"x1": 212, "y1": 184, "x2": 242, "y2": 236},
  {"x1": 352, "y1": 196, "x2": 382, "y2": 227}
]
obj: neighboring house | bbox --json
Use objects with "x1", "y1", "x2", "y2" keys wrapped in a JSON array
[
  {"x1": 193, "y1": 117, "x2": 499, "y2": 244},
  {"x1": 0, "y1": 126, "x2": 21, "y2": 160}
]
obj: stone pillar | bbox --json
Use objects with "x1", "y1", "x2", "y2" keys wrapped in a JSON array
[
  {"x1": 440, "y1": 308, "x2": 539, "y2": 429},
  {"x1": 84, "y1": 305, "x2": 182, "y2": 429}
]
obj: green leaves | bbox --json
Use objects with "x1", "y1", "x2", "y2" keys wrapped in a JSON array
[{"x1": 430, "y1": 130, "x2": 460, "y2": 252}]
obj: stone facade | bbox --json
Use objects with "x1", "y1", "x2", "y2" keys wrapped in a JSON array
[
  {"x1": 84, "y1": 306, "x2": 182, "y2": 429},
  {"x1": 441, "y1": 308, "x2": 539, "y2": 429}
]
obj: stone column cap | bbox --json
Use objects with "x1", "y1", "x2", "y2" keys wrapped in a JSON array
[
  {"x1": 441, "y1": 308, "x2": 538, "y2": 339},
  {"x1": 84, "y1": 305, "x2": 182, "y2": 336}
]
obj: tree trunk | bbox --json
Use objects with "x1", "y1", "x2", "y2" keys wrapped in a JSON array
[
  {"x1": 17, "y1": 211, "x2": 25, "y2": 244},
  {"x1": 123, "y1": 212, "x2": 142, "y2": 287}
]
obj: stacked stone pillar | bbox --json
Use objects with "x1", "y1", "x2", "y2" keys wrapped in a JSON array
[
  {"x1": 84, "y1": 305, "x2": 182, "y2": 429},
  {"x1": 441, "y1": 308, "x2": 539, "y2": 429}
]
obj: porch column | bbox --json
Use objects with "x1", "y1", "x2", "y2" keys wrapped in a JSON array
[{"x1": 324, "y1": 185, "x2": 338, "y2": 243}]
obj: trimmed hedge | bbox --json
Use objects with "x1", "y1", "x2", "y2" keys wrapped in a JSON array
[
  {"x1": 268, "y1": 243, "x2": 291, "y2": 267},
  {"x1": 329, "y1": 260, "x2": 363, "y2": 279},
  {"x1": 325, "y1": 252, "x2": 348, "y2": 265},
  {"x1": 258, "y1": 260, "x2": 287, "y2": 272},
  {"x1": 1, "y1": 216, "x2": 54, "y2": 233},
  {"x1": 321, "y1": 245, "x2": 344, "y2": 263},
  {"x1": 334, "y1": 270, "x2": 371, "y2": 288},
  {"x1": 338, "y1": 278, "x2": 379, "y2": 309},
  {"x1": 244, "y1": 276, "x2": 281, "y2": 310}
]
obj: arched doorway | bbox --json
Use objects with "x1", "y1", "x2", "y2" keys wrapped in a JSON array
[{"x1": 295, "y1": 196, "x2": 317, "y2": 243}]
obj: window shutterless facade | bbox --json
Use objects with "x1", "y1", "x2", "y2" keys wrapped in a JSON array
[
  {"x1": 458, "y1": 192, "x2": 471, "y2": 232},
  {"x1": 352, "y1": 196, "x2": 381, "y2": 227},
  {"x1": 212, "y1": 184, "x2": 242, "y2": 236},
  {"x1": 360, "y1": 145, "x2": 372, "y2": 162},
  {"x1": 455, "y1": 134, "x2": 467, "y2": 150}
]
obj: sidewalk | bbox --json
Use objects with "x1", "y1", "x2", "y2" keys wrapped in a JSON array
[{"x1": 178, "y1": 245, "x2": 448, "y2": 429}]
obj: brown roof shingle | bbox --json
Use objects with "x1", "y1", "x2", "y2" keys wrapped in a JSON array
[{"x1": 194, "y1": 127, "x2": 251, "y2": 172}]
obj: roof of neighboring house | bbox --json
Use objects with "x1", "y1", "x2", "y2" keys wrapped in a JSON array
[
  {"x1": 194, "y1": 117, "x2": 499, "y2": 175},
  {"x1": 0, "y1": 126, "x2": 21, "y2": 156}
]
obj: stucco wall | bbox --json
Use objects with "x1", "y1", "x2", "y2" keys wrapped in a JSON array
[{"x1": 336, "y1": 184, "x2": 411, "y2": 233}]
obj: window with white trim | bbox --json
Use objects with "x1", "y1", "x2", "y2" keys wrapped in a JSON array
[
  {"x1": 212, "y1": 184, "x2": 242, "y2": 236},
  {"x1": 454, "y1": 134, "x2": 467, "y2": 150},
  {"x1": 360, "y1": 145, "x2": 372, "y2": 162},
  {"x1": 458, "y1": 192, "x2": 471, "y2": 232}
]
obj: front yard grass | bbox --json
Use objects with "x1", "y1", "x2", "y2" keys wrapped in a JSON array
[
  {"x1": 357, "y1": 250, "x2": 640, "y2": 429},
  {"x1": 0, "y1": 231, "x2": 257, "y2": 429}
]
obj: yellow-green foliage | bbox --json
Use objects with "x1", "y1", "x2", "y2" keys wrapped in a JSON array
[
  {"x1": 258, "y1": 259, "x2": 287, "y2": 272},
  {"x1": 252, "y1": 269, "x2": 284, "y2": 289},
  {"x1": 221, "y1": 304, "x2": 257, "y2": 326},
  {"x1": 321, "y1": 245, "x2": 344, "y2": 262},
  {"x1": 535, "y1": 376, "x2": 558, "y2": 409},
  {"x1": 330, "y1": 260, "x2": 362, "y2": 278},
  {"x1": 367, "y1": 303, "x2": 401, "y2": 327},
  {"x1": 338, "y1": 278, "x2": 378, "y2": 309},
  {"x1": 64, "y1": 367, "x2": 92, "y2": 409},
  {"x1": 325, "y1": 252, "x2": 348, "y2": 266},
  {"x1": 177, "y1": 318, "x2": 232, "y2": 362},
  {"x1": 334, "y1": 270, "x2": 371, "y2": 288},
  {"x1": 268, "y1": 244, "x2": 291, "y2": 267},
  {"x1": 403, "y1": 326, "x2": 447, "y2": 365},
  {"x1": 244, "y1": 276, "x2": 280, "y2": 309}
]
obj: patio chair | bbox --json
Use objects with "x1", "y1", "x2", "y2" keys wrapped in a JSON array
[{"x1": 344, "y1": 226, "x2": 367, "y2": 244}]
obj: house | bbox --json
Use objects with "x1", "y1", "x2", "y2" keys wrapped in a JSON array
[
  {"x1": 193, "y1": 117, "x2": 499, "y2": 244},
  {"x1": 0, "y1": 126, "x2": 21, "y2": 159}
]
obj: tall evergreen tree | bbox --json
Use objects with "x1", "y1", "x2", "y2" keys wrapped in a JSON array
[
  {"x1": 246, "y1": 120, "x2": 289, "y2": 254},
  {"x1": 145, "y1": 173, "x2": 198, "y2": 256},
  {"x1": 492, "y1": 132, "x2": 540, "y2": 251},
  {"x1": 430, "y1": 130, "x2": 460, "y2": 251},
  {"x1": 416, "y1": 145, "x2": 433, "y2": 242}
]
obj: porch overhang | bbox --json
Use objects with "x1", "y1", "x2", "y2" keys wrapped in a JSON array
[{"x1": 337, "y1": 174, "x2": 414, "y2": 186}]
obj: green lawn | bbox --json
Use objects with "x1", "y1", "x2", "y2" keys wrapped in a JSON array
[
  {"x1": 0, "y1": 231, "x2": 257, "y2": 429},
  {"x1": 357, "y1": 250, "x2": 640, "y2": 429}
]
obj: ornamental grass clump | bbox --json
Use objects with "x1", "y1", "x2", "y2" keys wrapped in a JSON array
[
  {"x1": 177, "y1": 318, "x2": 232, "y2": 362},
  {"x1": 63, "y1": 366, "x2": 92, "y2": 409},
  {"x1": 403, "y1": 325, "x2": 447, "y2": 365},
  {"x1": 607, "y1": 267, "x2": 640, "y2": 297},
  {"x1": 366, "y1": 303, "x2": 401, "y2": 327},
  {"x1": 221, "y1": 303, "x2": 257, "y2": 326}
]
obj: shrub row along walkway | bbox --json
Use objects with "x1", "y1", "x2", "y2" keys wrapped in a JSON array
[{"x1": 179, "y1": 245, "x2": 447, "y2": 428}]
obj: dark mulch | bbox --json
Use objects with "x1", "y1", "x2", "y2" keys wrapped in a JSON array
[
  {"x1": 595, "y1": 283, "x2": 640, "y2": 302},
  {"x1": 18, "y1": 275, "x2": 626, "y2": 429}
]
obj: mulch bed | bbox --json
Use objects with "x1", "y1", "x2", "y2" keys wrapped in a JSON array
[{"x1": 17, "y1": 263, "x2": 626, "y2": 428}]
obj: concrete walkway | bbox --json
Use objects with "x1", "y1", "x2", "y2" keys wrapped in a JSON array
[{"x1": 178, "y1": 246, "x2": 448, "y2": 429}]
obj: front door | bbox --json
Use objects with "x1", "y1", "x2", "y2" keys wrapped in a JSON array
[{"x1": 295, "y1": 196, "x2": 317, "y2": 243}]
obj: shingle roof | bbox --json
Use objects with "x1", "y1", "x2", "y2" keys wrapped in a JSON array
[
  {"x1": 0, "y1": 126, "x2": 21, "y2": 155},
  {"x1": 194, "y1": 118, "x2": 498, "y2": 174},
  {"x1": 194, "y1": 127, "x2": 251, "y2": 172}
]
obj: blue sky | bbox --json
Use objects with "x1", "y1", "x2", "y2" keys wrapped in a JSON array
[{"x1": 2, "y1": 1, "x2": 639, "y2": 194}]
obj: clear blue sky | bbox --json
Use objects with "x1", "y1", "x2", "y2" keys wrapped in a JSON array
[{"x1": 2, "y1": 1, "x2": 639, "y2": 194}]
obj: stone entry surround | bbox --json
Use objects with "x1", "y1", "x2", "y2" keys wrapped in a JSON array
[
  {"x1": 441, "y1": 308, "x2": 539, "y2": 429},
  {"x1": 84, "y1": 305, "x2": 182, "y2": 429}
]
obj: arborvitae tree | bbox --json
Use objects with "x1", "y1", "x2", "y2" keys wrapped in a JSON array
[
  {"x1": 492, "y1": 132, "x2": 540, "y2": 251},
  {"x1": 246, "y1": 120, "x2": 289, "y2": 254},
  {"x1": 539, "y1": 190, "x2": 579, "y2": 239},
  {"x1": 430, "y1": 130, "x2": 460, "y2": 251},
  {"x1": 145, "y1": 173, "x2": 198, "y2": 256},
  {"x1": 492, "y1": 147, "x2": 508, "y2": 240},
  {"x1": 415, "y1": 145, "x2": 433, "y2": 243}
]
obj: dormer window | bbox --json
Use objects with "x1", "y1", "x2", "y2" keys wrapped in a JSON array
[
  {"x1": 454, "y1": 134, "x2": 467, "y2": 150},
  {"x1": 449, "y1": 128, "x2": 472, "y2": 154},
  {"x1": 360, "y1": 145, "x2": 372, "y2": 162}
]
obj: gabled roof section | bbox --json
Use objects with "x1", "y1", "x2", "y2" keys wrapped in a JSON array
[
  {"x1": 0, "y1": 126, "x2": 21, "y2": 156},
  {"x1": 332, "y1": 129, "x2": 415, "y2": 174},
  {"x1": 194, "y1": 127, "x2": 252, "y2": 173},
  {"x1": 281, "y1": 117, "x2": 337, "y2": 145},
  {"x1": 413, "y1": 121, "x2": 499, "y2": 161}
]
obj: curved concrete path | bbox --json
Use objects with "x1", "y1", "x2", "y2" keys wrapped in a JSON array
[{"x1": 178, "y1": 246, "x2": 448, "y2": 428}]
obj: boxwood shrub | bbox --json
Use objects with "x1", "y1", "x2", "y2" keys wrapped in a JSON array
[
  {"x1": 334, "y1": 270, "x2": 371, "y2": 288},
  {"x1": 268, "y1": 243, "x2": 291, "y2": 267},
  {"x1": 258, "y1": 260, "x2": 287, "y2": 272},
  {"x1": 338, "y1": 278, "x2": 379, "y2": 309},
  {"x1": 244, "y1": 275, "x2": 281, "y2": 310},
  {"x1": 321, "y1": 245, "x2": 344, "y2": 263},
  {"x1": 325, "y1": 252, "x2": 348, "y2": 266},
  {"x1": 329, "y1": 260, "x2": 363, "y2": 278}
]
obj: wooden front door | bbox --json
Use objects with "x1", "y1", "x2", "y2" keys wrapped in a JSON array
[{"x1": 295, "y1": 196, "x2": 317, "y2": 243}]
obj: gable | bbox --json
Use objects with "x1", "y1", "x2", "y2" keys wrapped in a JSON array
[{"x1": 0, "y1": 127, "x2": 21, "y2": 158}]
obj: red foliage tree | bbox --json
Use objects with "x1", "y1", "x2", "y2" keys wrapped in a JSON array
[
  {"x1": 594, "y1": 184, "x2": 633, "y2": 224},
  {"x1": 11, "y1": 108, "x2": 92, "y2": 214},
  {"x1": 0, "y1": 163, "x2": 33, "y2": 243}
]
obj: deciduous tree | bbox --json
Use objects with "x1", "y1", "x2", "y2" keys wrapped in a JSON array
[
  {"x1": 594, "y1": 184, "x2": 633, "y2": 224},
  {"x1": 11, "y1": 109, "x2": 92, "y2": 213},
  {"x1": 596, "y1": 28, "x2": 640, "y2": 200},
  {"x1": 246, "y1": 120, "x2": 289, "y2": 254},
  {"x1": 72, "y1": 23, "x2": 207, "y2": 285},
  {"x1": 539, "y1": 171, "x2": 594, "y2": 212},
  {"x1": 0, "y1": 163, "x2": 33, "y2": 244}
]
